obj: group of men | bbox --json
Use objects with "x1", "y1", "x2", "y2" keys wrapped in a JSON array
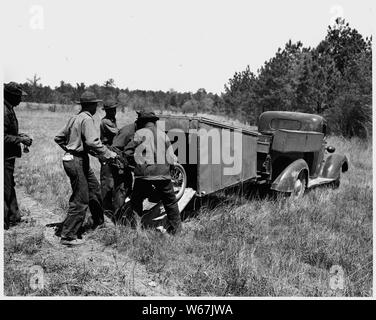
[{"x1": 3, "y1": 83, "x2": 182, "y2": 246}]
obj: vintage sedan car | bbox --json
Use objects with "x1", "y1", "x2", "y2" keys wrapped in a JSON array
[{"x1": 256, "y1": 111, "x2": 349, "y2": 197}]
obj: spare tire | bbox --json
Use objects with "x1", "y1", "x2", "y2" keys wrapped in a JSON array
[{"x1": 170, "y1": 163, "x2": 187, "y2": 201}]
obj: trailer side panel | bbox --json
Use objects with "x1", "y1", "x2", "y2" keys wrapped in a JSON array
[
  {"x1": 197, "y1": 122, "x2": 258, "y2": 195},
  {"x1": 158, "y1": 115, "x2": 258, "y2": 195}
]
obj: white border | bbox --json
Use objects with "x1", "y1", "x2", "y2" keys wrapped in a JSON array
[{"x1": 0, "y1": 1, "x2": 375, "y2": 301}]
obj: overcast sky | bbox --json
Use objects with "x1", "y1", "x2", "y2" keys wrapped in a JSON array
[{"x1": 1, "y1": 0, "x2": 374, "y2": 94}]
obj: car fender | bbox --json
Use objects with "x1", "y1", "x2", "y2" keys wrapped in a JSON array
[
  {"x1": 271, "y1": 159, "x2": 309, "y2": 193},
  {"x1": 320, "y1": 154, "x2": 349, "y2": 179}
]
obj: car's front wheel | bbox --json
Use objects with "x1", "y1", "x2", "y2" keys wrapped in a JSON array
[
  {"x1": 291, "y1": 171, "x2": 306, "y2": 199},
  {"x1": 330, "y1": 174, "x2": 341, "y2": 189}
]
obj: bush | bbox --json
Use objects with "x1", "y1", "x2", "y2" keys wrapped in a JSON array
[
  {"x1": 182, "y1": 99, "x2": 199, "y2": 114},
  {"x1": 325, "y1": 102, "x2": 372, "y2": 140}
]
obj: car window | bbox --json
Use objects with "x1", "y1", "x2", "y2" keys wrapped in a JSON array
[{"x1": 270, "y1": 118, "x2": 301, "y2": 130}]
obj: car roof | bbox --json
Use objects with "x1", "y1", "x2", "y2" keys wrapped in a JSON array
[{"x1": 258, "y1": 111, "x2": 325, "y2": 133}]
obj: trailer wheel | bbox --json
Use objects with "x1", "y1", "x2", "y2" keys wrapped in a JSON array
[
  {"x1": 170, "y1": 163, "x2": 187, "y2": 201},
  {"x1": 290, "y1": 171, "x2": 306, "y2": 199}
]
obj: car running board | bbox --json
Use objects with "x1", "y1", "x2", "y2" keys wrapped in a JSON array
[
  {"x1": 142, "y1": 188, "x2": 196, "y2": 213},
  {"x1": 140, "y1": 188, "x2": 196, "y2": 226},
  {"x1": 307, "y1": 177, "x2": 335, "y2": 188}
]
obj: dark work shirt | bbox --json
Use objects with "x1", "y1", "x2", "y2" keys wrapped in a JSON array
[
  {"x1": 100, "y1": 117, "x2": 118, "y2": 146},
  {"x1": 112, "y1": 122, "x2": 137, "y2": 151},
  {"x1": 123, "y1": 123, "x2": 177, "y2": 180},
  {"x1": 4, "y1": 100, "x2": 21, "y2": 160}
]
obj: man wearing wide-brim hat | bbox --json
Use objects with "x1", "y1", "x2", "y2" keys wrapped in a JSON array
[
  {"x1": 100, "y1": 98, "x2": 119, "y2": 146},
  {"x1": 54, "y1": 91, "x2": 117, "y2": 246},
  {"x1": 99, "y1": 97, "x2": 119, "y2": 215},
  {"x1": 123, "y1": 111, "x2": 182, "y2": 235},
  {"x1": 3, "y1": 82, "x2": 33, "y2": 230}
]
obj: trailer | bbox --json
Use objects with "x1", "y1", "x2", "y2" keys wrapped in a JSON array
[
  {"x1": 159, "y1": 114, "x2": 260, "y2": 196},
  {"x1": 118, "y1": 111, "x2": 349, "y2": 229}
]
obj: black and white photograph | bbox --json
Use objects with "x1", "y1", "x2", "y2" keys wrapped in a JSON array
[{"x1": 1, "y1": 0, "x2": 373, "y2": 302}]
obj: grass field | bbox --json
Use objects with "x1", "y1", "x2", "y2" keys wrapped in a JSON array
[{"x1": 4, "y1": 107, "x2": 372, "y2": 296}]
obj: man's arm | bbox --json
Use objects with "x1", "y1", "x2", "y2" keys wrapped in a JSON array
[
  {"x1": 102, "y1": 119, "x2": 119, "y2": 136},
  {"x1": 4, "y1": 109, "x2": 21, "y2": 145},
  {"x1": 82, "y1": 118, "x2": 116, "y2": 160},
  {"x1": 54, "y1": 123, "x2": 69, "y2": 152},
  {"x1": 123, "y1": 131, "x2": 144, "y2": 167},
  {"x1": 112, "y1": 124, "x2": 135, "y2": 150},
  {"x1": 4, "y1": 133, "x2": 21, "y2": 145}
]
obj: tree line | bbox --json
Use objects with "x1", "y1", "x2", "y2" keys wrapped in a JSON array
[
  {"x1": 223, "y1": 18, "x2": 372, "y2": 139},
  {"x1": 20, "y1": 19, "x2": 371, "y2": 139},
  {"x1": 21, "y1": 76, "x2": 226, "y2": 116}
]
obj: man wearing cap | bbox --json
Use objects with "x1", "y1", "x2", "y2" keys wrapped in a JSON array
[
  {"x1": 4, "y1": 82, "x2": 33, "y2": 230},
  {"x1": 99, "y1": 98, "x2": 119, "y2": 215},
  {"x1": 124, "y1": 111, "x2": 182, "y2": 235},
  {"x1": 54, "y1": 91, "x2": 117, "y2": 246}
]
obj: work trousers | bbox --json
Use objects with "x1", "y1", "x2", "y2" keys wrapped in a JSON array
[
  {"x1": 60, "y1": 155, "x2": 104, "y2": 240},
  {"x1": 100, "y1": 162, "x2": 114, "y2": 213},
  {"x1": 4, "y1": 158, "x2": 21, "y2": 229},
  {"x1": 131, "y1": 178, "x2": 182, "y2": 234},
  {"x1": 100, "y1": 163, "x2": 133, "y2": 217}
]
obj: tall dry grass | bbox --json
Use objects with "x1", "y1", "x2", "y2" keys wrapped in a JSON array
[{"x1": 5, "y1": 108, "x2": 372, "y2": 296}]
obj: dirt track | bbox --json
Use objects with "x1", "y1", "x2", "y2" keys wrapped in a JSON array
[{"x1": 4, "y1": 188, "x2": 184, "y2": 296}]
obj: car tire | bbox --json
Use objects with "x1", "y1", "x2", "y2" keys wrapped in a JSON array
[
  {"x1": 170, "y1": 163, "x2": 187, "y2": 201},
  {"x1": 331, "y1": 174, "x2": 341, "y2": 189},
  {"x1": 290, "y1": 171, "x2": 306, "y2": 199}
]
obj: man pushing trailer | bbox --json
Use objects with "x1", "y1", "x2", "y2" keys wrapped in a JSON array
[
  {"x1": 123, "y1": 111, "x2": 182, "y2": 235},
  {"x1": 54, "y1": 91, "x2": 117, "y2": 246}
]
